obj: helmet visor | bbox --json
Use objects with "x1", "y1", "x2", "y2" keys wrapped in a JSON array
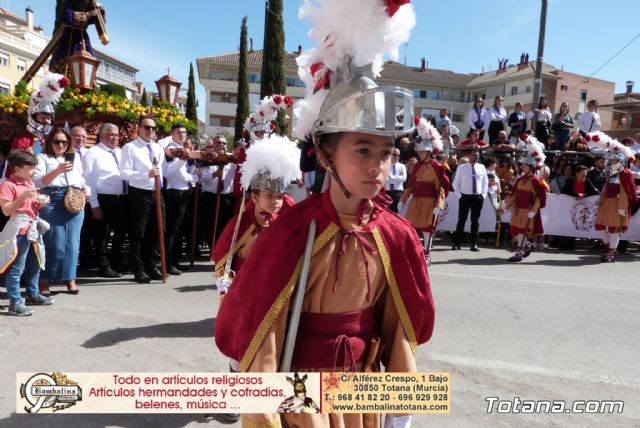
[{"x1": 316, "y1": 86, "x2": 414, "y2": 137}]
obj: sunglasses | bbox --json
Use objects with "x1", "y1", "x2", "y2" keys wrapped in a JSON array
[
  {"x1": 142, "y1": 125, "x2": 156, "y2": 131},
  {"x1": 392, "y1": 153, "x2": 400, "y2": 157},
  {"x1": 53, "y1": 140, "x2": 69, "y2": 146}
]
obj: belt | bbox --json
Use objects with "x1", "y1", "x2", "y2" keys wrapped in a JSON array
[{"x1": 128, "y1": 186, "x2": 154, "y2": 194}]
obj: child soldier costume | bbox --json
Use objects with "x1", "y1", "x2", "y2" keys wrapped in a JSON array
[
  {"x1": 585, "y1": 132, "x2": 637, "y2": 262},
  {"x1": 212, "y1": 135, "x2": 301, "y2": 293},
  {"x1": 506, "y1": 135, "x2": 547, "y2": 262},
  {"x1": 398, "y1": 118, "x2": 449, "y2": 265},
  {"x1": 215, "y1": 1, "x2": 434, "y2": 427}
]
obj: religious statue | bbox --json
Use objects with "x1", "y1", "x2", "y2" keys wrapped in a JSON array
[{"x1": 49, "y1": 0, "x2": 109, "y2": 74}]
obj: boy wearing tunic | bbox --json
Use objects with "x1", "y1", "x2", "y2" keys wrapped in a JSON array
[
  {"x1": 398, "y1": 119, "x2": 449, "y2": 265},
  {"x1": 214, "y1": 3, "x2": 433, "y2": 427}
]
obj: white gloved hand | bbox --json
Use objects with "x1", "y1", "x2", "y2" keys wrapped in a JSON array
[
  {"x1": 432, "y1": 207, "x2": 441, "y2": 216},
  {"x1": 215, "y1": 275, "x2": 233, "y2": 293},
  {"x1": 527, "y1": 211, "x2": 536, "y2": 219},
  {"x1": 618, "y1": 209, "x2": 626, "y2": 217}
]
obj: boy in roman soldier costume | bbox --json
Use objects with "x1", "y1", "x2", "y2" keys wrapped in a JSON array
[
  {"x1": 398, "y1": 118, "x2": 449, "y2": 265},
  {"x1": 585, "y1": 132, "x2": 637, "y2": 263},
  {"x1": 212, "y1": 135, "x2": 301, "y2": 294},
  {"x1": 214, "y1": 2, "x2": 434, "y2": 427},
  {"x1": 505, "y1": 135, "x2": 547, "y2": 262}
]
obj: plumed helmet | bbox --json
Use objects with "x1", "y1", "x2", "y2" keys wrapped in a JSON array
[
  {"x1": 27, "y1": 73, "x2": 70, "y2": 139},
  {"x1": 314, "y1": 60, "x2": 414, "y2": 138},
  {"x1": 240, "y1": 134, "x2": 301, "y2": 193}
]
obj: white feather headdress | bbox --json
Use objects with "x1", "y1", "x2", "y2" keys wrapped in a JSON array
[
  {"x1": 519, "y1": 134, "x2": 546, "y2": 168},
  {"x1": 294, "y1": 0, "x2": 416, "y2": 139},
  {"x1": 243, "y1": 94, "x2": 293, "y2": 134},
  {"x1": 240, "y1": 135, "x2": 301, "y2": 191},
  {"x1": 585, "y1": 131, "x2": 634, "y2": 160},
  {"x1": 28, "y1": 73, "x2": 70, "y2": 114},
  {"x1": 415, "y1": 117, "x2": 443, "y2": 153}
]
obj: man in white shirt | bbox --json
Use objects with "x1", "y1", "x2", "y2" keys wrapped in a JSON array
[
  {"x1": 120, "y1": 115, "x2": 166, "y2": 284},
  {"x1": 199, "y1": 135, "x2": 236, "y2": 250},
  {"x1": 578, "y1": 100, "x2": 601, "y2": 136},
  {"x1": 83, "y1": 123, "x2": 126, "y2": 278},
  {"x1": 70, "y1": 125, "x2": 94, "y2": 269},
  {"x1": 160, "y1": 123, "x2": 196, "y2": 276},
  {"x1": 385, "y1": 148, "x2": 406, "y2": 213},
  {"x1": 436, "y1": 108, "x2": 452, "y2": 131},
  {"x1": 452, "y1": 148, "x2": 488, "y2": 251}
]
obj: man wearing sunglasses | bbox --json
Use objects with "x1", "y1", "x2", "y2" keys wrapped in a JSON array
[{"x1": 119, "y1": 116, "x2": 166, "y2": 284}]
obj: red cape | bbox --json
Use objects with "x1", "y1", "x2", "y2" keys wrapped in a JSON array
[
  {"x1": 406, "y1": 159, "x2": 450, "y2": 198},
  {"x1": 513, "y1": 174, "x2": 547, "y2": 209},
  {"x1": 214, "y1": 190, "x2": 435, "y2": 371},
  {"x1": 620, "y1": 169, "x2": 638, "y2": 210},
  {"x1": 212, "y1": 196, "x2": 295, "y2": 266}
]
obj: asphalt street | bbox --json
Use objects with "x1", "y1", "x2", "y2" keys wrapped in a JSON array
[{"x1": 1, "y1": 240, "x2": 639, "y2": 427}]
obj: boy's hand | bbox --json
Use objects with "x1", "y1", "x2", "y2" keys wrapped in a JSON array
[{"x1": 19, "y1": 188, "x2": 37, "y2": 201}]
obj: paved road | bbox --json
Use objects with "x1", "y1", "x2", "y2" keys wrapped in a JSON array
[{"x1": 1, "y1": 241, "x2": 639, "y2": 427}]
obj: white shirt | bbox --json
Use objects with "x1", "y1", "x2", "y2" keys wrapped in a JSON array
[
  {"x1": 157, "y1": 135, "x2": 173, "y2": 150},
  {"x1": 385, "y1": 162, "x2": 406, "y2": 191},
  {"x1": 578, "y1": 111, "x2": 601, "y2": 134},
  {"x1": 527, "y1": 108, "x2": 552, "y2": 122},
  {"x1": 468, "y1": 107, "x2": 489, "y2": 131},
  {"x1": 120, "y1": 138, "x2": 166, "y2": 191},
  {"x1": 200, "y1": 163, "x2": 235, "y2": 194},
  {"x1": 34, "y1": 152, "x2": 85, "y2": 189},
  {"x1": 453, "y1": 162, "x2": 488, "y2": 196},
  {"x1": 488, "y1": 106, "x2": 507, "y2": 122},
  {"x1": 164, "y1": 140, "x2": 198, "y2": 190},
  {"x1": 83, "y1": 143, "x2": 125, "y2": 208}
]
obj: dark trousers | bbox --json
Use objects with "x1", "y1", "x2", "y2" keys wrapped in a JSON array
[
  {"x1": 79, "y1": 202, "x2": 95, "y2": 267},
  {"x1": 93, "y1": 194, "x2": 128, "y2": 271},
  {"x1": 387, "y1": 189, "x2": 403, "y2": 213},
  {"x1": 201, "y1": 192, "x2": 235, "y2": 249},
  {"x1": 164, "y1": 188, "x2": 190, "y2": 266},
  {"x1": 455, "y1": 194, "x2": 484, "y2": 246},
  {"x1": 128, "y1": 186, "x2": 165, "y2": 273}
]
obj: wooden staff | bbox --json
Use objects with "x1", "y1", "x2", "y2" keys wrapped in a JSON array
[
  {"x1": 210, "y1": 168, "x2": 224, "y2": 255},
  {"x1": 90, "y1": 0, "x2": 110, "y2": 44},
  {"x1": 152, "y1": 158, "x2": 167, "y2": 283},
  {"x1": 189, "y1": 181, "x2": 201, "y2": 267}
]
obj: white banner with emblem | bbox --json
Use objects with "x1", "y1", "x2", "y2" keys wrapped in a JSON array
[{"x1": 434, "y1": 193, "x2": 640, "y2": 240}]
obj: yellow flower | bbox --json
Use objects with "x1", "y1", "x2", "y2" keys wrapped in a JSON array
[
  {"x1": 6, "y1": 107, "x2": 13, "y2": 113},
  {"x1": 16, "y1": 109, "x2": 23, "y2": 114},
  {"x1": 86, "y1": 108, "x2": 92, "y2": 113}
]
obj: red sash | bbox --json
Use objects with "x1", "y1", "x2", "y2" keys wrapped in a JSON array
[
  {"x1": 413, "y1": 182, "x2": 438, "y2": 198},
  {"x1": 605, "y1": 183, "x2": 620, "y2": 198},
  {"x1": 516, "y1": 189, "x2": 533, "y2": 209}
]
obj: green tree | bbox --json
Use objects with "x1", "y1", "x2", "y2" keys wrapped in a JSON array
[
  {"x1": 140, "y1": 88, "x2": 148, "y2": 106},
  {"x1": 186, "y1": 63, "x2": 198, "y2": 126},
  {"x1": 99, "y1": 83, "x2": 126, "y2": 98},
  {"x1": 234, "y1": 16, "x2": 250, "y2": 142},
  {"x1": 260, "y1": 0, "x2": 287, "y2": 134}
]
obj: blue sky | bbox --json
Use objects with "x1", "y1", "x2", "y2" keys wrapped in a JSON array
[{"x1": 5, "y1": 0, "x2": 639, "y2": 119}]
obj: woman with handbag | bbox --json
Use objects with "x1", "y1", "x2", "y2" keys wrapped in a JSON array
[
  {"x1": 34, "y1": 128, "x2": 87, "y2": 295},
  {"x1": 527, "y1": 96, "x2": 553, "y2": 147}
]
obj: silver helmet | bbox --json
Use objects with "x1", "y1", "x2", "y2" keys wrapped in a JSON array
[
  {"x1": 313, "y1": 59, "x2": 414, "y2": 139},
  {"x1": 249, "y1": 171, "x2": 287, "y2": 193}
]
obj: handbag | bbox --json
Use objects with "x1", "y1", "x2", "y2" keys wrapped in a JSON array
[{"x1": 63, "y1": 172, "x2": 85, "y2": 214}]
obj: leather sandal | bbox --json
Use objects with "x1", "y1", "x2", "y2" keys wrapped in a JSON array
[
  {"x1": 39, "y1": 279, "x2": 50, "y2": 297},
  {"x1": 66, "y1": 280, "x2": 79, "y2": 295}
]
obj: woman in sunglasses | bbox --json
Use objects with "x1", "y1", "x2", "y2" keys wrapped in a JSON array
[{"x1": 34, "y1": 127, "x2": 87, "y2": 295}]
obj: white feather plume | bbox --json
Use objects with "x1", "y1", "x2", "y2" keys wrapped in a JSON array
[
  {"x1": 607, "y1": 138, "x2": 634, "y2": 160},
  {"x1": 522, "y1": 134, "x2": 546, "y2": 168},
  {"x1": 294, "y1": 0, "x2": 415, "y2": 139},
  {"x1": 29, "y1": 73, "x2": 69, "y2": 111},
  {"x1": 584, "y1": 131, "x2": 609, "y2": 153},
  {"x1": 415, "y1": 118, "x2": 443, "y2": 152},
  {"x1": 240, "y1": 135, "x2": 302, "y2": 191}
]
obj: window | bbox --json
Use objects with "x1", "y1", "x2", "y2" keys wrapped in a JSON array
[
  {"x1": 0, "y1": 82, "x2": 9, "y2": 96},
  {"x1": 511, "y1": 86, "x2": 518, "y2": 96},
  {"x1": 580, "y1": 90, "x2": 587, "y2": 101},
  {"x1": 285, "y1": 76, "x2": 305, "y2": 88},
  {"x1": 460, "y1": 91, "x2": 467, "y2": 102},
  {"x1": 525, "y1": 85, "x2": 532, "y2": 93},
  {"x1": 248, "y1": 73, "x2": 261, "y2": 84},
  {"x1": 0, "y1": 51, "x2": 9, "y2": 67},
  {"x1": 209, "y1": 115, "x2": 220, "y2": 126},
  {"x1": 426, "y1": 90, "x2": 441, "y2": 100},
  {"x1": 451, "y1": 113, "x2": 464, "y2": 122},
  {"x1": 561, "y1": 85, "x2": 568, "y2": 91},
  {"x1": 442, "y1": 90, "x2": 453, "y2": 101},
  {"x1": 17, "y1": 58, "x2": 26, "y2": 72}
]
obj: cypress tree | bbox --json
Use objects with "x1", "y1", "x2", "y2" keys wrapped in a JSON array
[
  {"x1": 186, "y1": 63, "x2": 198, "y2": 125},
  {"x1": 234, "y1": 16, "x2": 250, "y2": 143},
  {"x1": 260, "y1": 0, "x2": 287, "y2": 134},
  {"x1": 140, "y1": 88, "x2": 148, "y2": 106}
]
